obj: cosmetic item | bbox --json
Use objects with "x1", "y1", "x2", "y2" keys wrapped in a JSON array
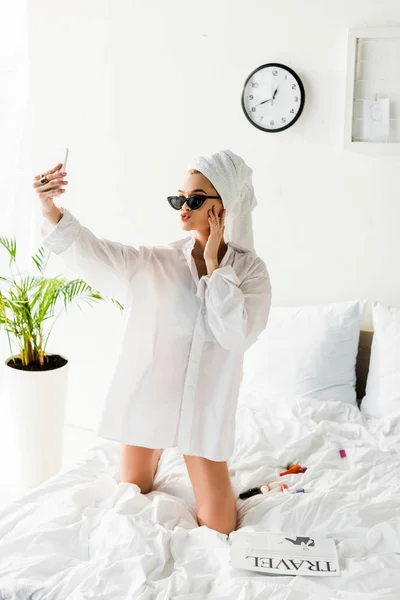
[
  {"x1": 265, "y1": 480, "x2": 283, "y2": 490},
  {"x1": 267, "y1": 484, "x2": 289, "y2": 494},
  {"x1": 239, "y1": 483, "x2": 289, "y2": 499},
  {"x1": 286, "y1": 461, "x2": 299, "y2": 469},
  {"x1": 280, "y1": 464, "x2": 307, "y2": 476},
  {"x1": 262, "y1": 482, "x2": 288, "y2": 493},
  {"x1": 239, "y1": 487, "x2": 262, "y2": 499},
  {"x1": 339, "y1": 449, "x2": 347, "y2": 458}
]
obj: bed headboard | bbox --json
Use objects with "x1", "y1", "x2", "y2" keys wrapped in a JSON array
[{"x1": 356, "y1": 329, "x2": 374, "y2": 406}]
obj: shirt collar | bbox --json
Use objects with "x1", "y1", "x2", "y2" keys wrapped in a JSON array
[
  {"x1": 168, "y1": 235, "x2": 238, "y2": 266},
  {"x1": 168, "y1": 235, "x2": 194, "y2": 251},
  {"x1": 169, "y1": 235, "x2": 249, "y2": 253}
]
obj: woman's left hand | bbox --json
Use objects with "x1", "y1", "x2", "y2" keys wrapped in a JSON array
[{"x1": 204, "y1": 205, "x2": 226, "y2": 263}]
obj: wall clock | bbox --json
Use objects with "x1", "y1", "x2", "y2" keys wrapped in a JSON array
[{"x1": 241, "y1": 62, "x2": 305, "y2": 133}]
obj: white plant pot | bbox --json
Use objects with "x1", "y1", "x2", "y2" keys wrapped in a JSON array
[{"x1": 0, "y1": 353, "x2": 69, "y2": 494}]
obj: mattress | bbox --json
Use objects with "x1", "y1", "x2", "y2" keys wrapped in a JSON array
[{"x1": 0, "y1": 391, "x2": 399, "y2": 599}]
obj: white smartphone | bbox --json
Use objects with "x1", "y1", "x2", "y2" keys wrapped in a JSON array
[
  {"x1": 61, "y1": 147, "x2": 69, "y2": 172},
  {"x1": 54, "y1": 147, "x2": 69, "y2": 199}
]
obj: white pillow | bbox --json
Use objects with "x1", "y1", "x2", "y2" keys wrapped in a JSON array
[
  {"x1": 361, "y1": 302, "x2": 400, "y2": 419},
  {"x1": 240, "y1": 299, "x2": 367, "y2": 407}
]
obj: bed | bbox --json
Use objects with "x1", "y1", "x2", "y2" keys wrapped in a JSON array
[{"x1": 0, "y1": 327, "x2": 399, "y2": 599}]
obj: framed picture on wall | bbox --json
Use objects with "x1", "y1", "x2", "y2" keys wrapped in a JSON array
[{"x1": 344, "y1": 27, "x2": 400, "y2": 154}]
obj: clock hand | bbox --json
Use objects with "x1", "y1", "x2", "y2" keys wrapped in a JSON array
[
  {"x1": 258, "y1": 98, "x2": 272, "y2": 106},
  {"x1": 271, "y1": 87, "x2": 278, "y2": 106}
]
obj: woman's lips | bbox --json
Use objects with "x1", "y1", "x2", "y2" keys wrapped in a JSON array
[{"x1": 181, "y1": 214, "x2": 191, "y2": 221}]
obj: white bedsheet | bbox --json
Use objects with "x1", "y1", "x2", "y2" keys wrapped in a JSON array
[{"x1": 0, "y1": 392, "x2": 399, "y2": 599}]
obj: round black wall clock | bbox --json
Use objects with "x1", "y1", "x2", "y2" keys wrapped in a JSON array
[{"x1": 241, "y1": 62, "x2": 305, "y2": 132}]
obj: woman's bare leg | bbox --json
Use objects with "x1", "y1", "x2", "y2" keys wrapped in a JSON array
[
  {"x1": 118, "y1": 444, "x2": 163, "y2": 494},
  {"x1": 183, "y1": 454, "x2": 237, "y2": 535}
]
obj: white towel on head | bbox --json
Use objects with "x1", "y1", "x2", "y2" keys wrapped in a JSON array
[{"x1": 186, "y1": 149, "x2": 258, "y2": 253}]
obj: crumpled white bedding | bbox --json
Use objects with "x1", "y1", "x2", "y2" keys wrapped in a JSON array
[{"x1": 0, "y1": 391, "x2": 399, "y2": 600}]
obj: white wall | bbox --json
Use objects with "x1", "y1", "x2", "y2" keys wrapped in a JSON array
[{"x1": 3, "y1": 0, "x2": 399, "y2": 433}]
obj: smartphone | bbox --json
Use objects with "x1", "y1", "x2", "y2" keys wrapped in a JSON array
[
  {"x1": 54, "y1": 147, "x2": 69, "y2": 199},
  {"x1": 61, "y1": 147, "x2": 69, "y2": 172}
]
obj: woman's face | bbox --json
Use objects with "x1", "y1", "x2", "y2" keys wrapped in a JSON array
[{"x1": 178, "y1": 172, "x2": 224, "y2": 234}]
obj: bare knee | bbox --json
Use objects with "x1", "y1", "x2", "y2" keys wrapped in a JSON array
[
  {"x1": 119, "y1": 445, "x2": 161, "y2": 494},
  {"x1": 196, "y1": 497, "x2": 238, "y2": 535},
  {"x1": 118, "y1": 471, "x2": 153, "y2": 494}
]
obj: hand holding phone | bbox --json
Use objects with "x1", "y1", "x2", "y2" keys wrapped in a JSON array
[
  {"x1": 54, "y1": 148, "x2": 69, "y2": 199},
  {"x1": 32, "y1": 147, "x2": 69, "y2": 213}
]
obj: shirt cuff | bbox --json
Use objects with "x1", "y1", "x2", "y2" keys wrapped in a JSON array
[
  {"x1": 196, "y1": 265, "x2": 241, "y2": 302},
  {"x1": 40, "y1": 206, "x2": 82, "y2": 255}
]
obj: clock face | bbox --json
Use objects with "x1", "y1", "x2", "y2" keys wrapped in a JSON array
[{"x1": 241, "y1": 63, "x2": 305, "y2": 132}]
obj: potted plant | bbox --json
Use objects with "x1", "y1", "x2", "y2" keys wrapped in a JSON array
[{"x1": 0, "y1": 236, "x2": 122, "y2": 493}]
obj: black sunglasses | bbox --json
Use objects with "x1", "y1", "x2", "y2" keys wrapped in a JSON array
[{"x1": 167, "y1": 194, "x2": 222, "y2": 210}]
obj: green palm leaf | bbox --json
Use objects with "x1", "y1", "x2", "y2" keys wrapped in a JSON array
[
  {"x1": 0, "y1": 238, "x2": 124, "y2": 367},
  {"x1": 0, "y1": 236, "x2": 17, "y2": 265}
]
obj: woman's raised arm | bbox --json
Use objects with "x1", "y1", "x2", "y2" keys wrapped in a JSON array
[
  {"x1": 34, "y1": 163, "x2": 143, "y2": 303},
  {"x1": 40, "y1": 206, "x2": 143, "y2": 303}
]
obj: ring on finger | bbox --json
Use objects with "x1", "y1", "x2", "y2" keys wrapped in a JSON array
[{"x1": 39, "y1": 174, "x2": 49, "y2": 185}]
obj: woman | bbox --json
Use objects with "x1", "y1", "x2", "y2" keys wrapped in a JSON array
[{"x1": 33, "y1": 149, "x2": 272, "y2": 536}]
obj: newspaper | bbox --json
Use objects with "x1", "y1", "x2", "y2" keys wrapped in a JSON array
[{"x1": 229, "y1": 531, "x2": 340, "y2": 577}]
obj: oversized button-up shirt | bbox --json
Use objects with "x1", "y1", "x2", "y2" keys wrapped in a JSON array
[{"x1": 40, "y1": 207, "x2": 272, "y2": 461}]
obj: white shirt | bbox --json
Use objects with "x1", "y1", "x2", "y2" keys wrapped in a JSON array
[{"x1": 40, "y1": 207, "x2": 272, "y2": 461}]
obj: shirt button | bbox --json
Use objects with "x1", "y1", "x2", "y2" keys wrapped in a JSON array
[{"x1": 201, "y1": 308, "x2": 206, "y2": 314}]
